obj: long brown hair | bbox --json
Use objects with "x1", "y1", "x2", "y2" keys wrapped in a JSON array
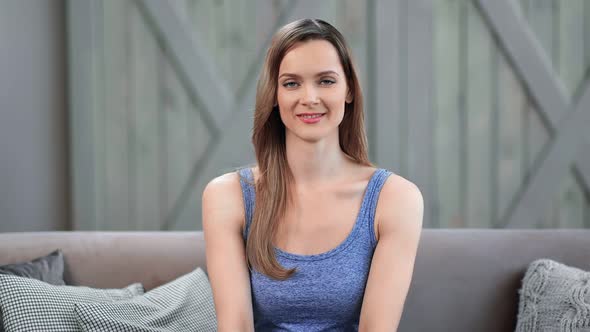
[{"x1": 247, "y1": 18, "x2": 371, "y2": 280}]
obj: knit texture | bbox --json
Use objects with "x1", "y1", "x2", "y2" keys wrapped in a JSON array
[
  {"x1": 238, "y1": 167, "x2": 392, "y2": 331},
  {"x1": 515, "y1": 259, "x2": 590, "y2": 332}
]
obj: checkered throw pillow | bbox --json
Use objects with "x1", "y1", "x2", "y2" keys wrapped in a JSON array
[
  {"x1": 0, "y1": 250, "x2": 67, "y2": 332},
  {"x1": 74, "y1": 267, "x2": 217, "y2": 332},
  {"x1": 0, "y1": 274, "x2": 143, "y2": 332}
]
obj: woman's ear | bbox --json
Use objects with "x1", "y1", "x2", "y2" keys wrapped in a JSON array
[{"x1": 345, "y1": 90, "x2": 353, "y2": 104}]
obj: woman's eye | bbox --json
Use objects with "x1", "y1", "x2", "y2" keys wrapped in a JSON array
[
  {"x1": 320, "y1": 79, "x2": 336, "y2": 86},
  {"x1": 282, "y1": 81, "x2": 299, "y2": 88}
]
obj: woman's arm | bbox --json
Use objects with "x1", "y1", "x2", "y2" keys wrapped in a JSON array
[
  {"x1": 358, "y1": 175, "x2": 424, "y2": 332},
  {"x1": 202, "y1": 172, "x2": 255, "y2": 332}
]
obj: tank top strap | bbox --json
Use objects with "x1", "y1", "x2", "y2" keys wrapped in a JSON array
[
  {"x1": 237, "y1": 167, "x2": 256, "y2": 241},
  {"x1": 361, "y1": 168, "x2": 393, "y2": 245}
]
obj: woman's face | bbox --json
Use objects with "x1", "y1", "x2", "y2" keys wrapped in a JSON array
[{"x1": 276, "y1": 39, "x2": 351, "y2": 143}]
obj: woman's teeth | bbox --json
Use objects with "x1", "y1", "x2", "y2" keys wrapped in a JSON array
[{"x1": 301, "y1": 114, "x2": 323, "y2": 119}]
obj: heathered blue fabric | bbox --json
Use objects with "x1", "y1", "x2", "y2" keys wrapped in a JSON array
[{"x1": 238, "y1": 167, "x2": 392, "y2": 331}]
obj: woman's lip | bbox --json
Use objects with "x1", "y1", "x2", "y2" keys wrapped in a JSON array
[{"x1": 298, "y1": 113, "x2": 325, "y2": 124}]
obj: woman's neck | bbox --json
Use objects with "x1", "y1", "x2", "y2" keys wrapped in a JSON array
[{"x1": 285, "y1": 132, "x2": 353, "y2": 188}]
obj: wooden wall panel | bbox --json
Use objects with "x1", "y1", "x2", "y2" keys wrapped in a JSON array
[
  {"x1": 130, "y1": 3, "x2": 161, "y2": 230},
  {"x1": 558, "y1": 0, "x2": 586, "y2": 98},
  {"x1": 466, "y1": 1, "x2": 493, "y2": 228},
  {"x1": 69, "y1": 0, "x2": 589, "y2": 231},
  {"x1": 434, "y1": 0, "x2": 462, "y2": 227},
  {"x1": 103, "y1": 0, "x2": 131, "y2": 230}
]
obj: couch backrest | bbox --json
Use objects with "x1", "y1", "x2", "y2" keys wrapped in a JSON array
[
  {"x1": 1, "y1": 230, "x2": 589, "y2": 332},
  {"x1": 0, "y1": 232, "x2": 204, "y2": 290},
  {"x1": 402, "y1": 229, "x2": 590, "y2": 332}
]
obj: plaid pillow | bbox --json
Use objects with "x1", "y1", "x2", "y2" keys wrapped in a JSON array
[
  {"x1": 74, "y1": 268, "x2": 217, "y2": 332},
  {"x1": 0, "y1": 274, "x2": 143, "y2": 332},
  {"x1": 0, "y1": 250, "x2": 66, "y2": 332}
]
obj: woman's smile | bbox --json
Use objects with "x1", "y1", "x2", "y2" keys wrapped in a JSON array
[{"x1": 297, "y1": 113, "x2": 326, "y2": 124}]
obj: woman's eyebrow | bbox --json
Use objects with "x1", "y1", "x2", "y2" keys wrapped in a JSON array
[{"x1": 278, "y1": 70, "x2": 340, "y2": 79}]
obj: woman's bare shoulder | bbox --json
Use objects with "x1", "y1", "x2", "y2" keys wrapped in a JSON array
[
  {"x1": 202, "y1": 171, "x2": 246, "y2": 231},
  {"x1": 375, "y1": 172, "x2": 424, "y2": 239}
]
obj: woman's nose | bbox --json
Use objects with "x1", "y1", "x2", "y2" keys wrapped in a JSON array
[{"x1": 300, "y1": 86, "x2": 320, "y2": 106}]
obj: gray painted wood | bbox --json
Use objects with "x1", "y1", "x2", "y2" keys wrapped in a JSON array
[
  {"x1": 406, "y1": 0, "x2": 434, "y2": 228},
  {"x1": 162, "y1": 55, "x2": 191, "y2": 230},
  {"x1": 478, "y1": 0, "x2": 590, "y2": 227},
  {"x1": 68, "y1": 0, "x2": 105, "y2": 230},
  {"x1": 466, "y1": 1, "x2": 493, "y2": 228},
  {"x1": 139, "y1": 0, "x2": 233, "y2": 131},
  {"x1": 476, "y1": 0, "x2": 567, "y2": 131},
  {"x1": 434, "y1": 0, "x2": 462, "y2": 228},
  {"x1": 505, "y1": 82, "x2": 590, "y2": 228},
  {"x1": 129, "y1": 3, "x2": 161, "y2": 230},
  {"x1": 69, "y1": 0, "x2": 589, "y2": 231},
  {"x1": 523, "y1": 0, "x2": 555, "y2": 78},
  {"x1": 497, "y1": 50, "x2": 525, "y2": 225},
  {"x1": 575, "y1": 143, "x2": 590, "y2": 228},
  {"x1": 490, "y1": 40, "x2": 500, "y2": 228},
  {"x1": 374, "y1": 0, "x2": 401, "y2": 171},
  {"x1": 168, "y1": 1, "x2": 300, "y2": 231},
  {"x1": 586, "y1": 1, "x2": 590, "y2": 72},
  {"x1": 521, "y1": 0, "x2": 558, "y2": 228},
  {"x1": 558, "y1": 0, "x2": 585, "y2": 98},
  {"x1": 103, "y1": 0, "x2": 131, "y2": 231}
]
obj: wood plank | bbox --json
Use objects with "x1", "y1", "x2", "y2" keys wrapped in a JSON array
[
  {"x1": 457, "y1": 0, "x2": 469, "y2": 227},
  {"x1": 556, "y1": 0, "x2": 587, "y2": 229},
  {"x1": 139, "y1": 0, "x2": 234, "y2": 130},
  {"x1": 103, "y1": 0, "x2": 131, "y2": 230},
  {"x1": 333, "y1": 0, "x2": 370, "y2": 158},
  {"x1": 170, "y1": 70, "x2": 213, "y2": 230},
  {"x1": 557, "y1": 171, "x2": 585, "y2": 228},
  {"x1": 466, "y1": 2, "x2": 493, "y2": 228},
  {"x1": 235, "y1": 0, "x2": 257, "y2": 95},
  {"x1": 497, "y1": 50, "x2": 525, "y2": 226},
  {"x1": 505, "y1": 81, "x2": 590, "y2": 228},
  {"x1": 522, "y1": 1, "x2": 552, "y2": 164},
  {"x1": 161, "y1": 56, "x2": 192, "y2": 230},
  {"x1": 490, "y1": 44, "x2": 500, "y2": 228},
  {"x1": 338, "y1": 0, "x2": 369, "y2": 109},
  {"x1": 68, "y1": 0, "x2": 106, "y2": 230},
  {"x1": 521, "y1": 0, "x2": 552, "y2": 229},
  {"x1": 434, "y1": 0, "x2": 461, "y2": 228},
  {"x1": 524, "y1": 104, "x2": 551, "y2": 228},
  {"x1": 174, "y1": 99, "x2": 212, "y2": 231},
  {"x1": 476, "y1": 0, "x2": 568, "y2": 132},
  {"x1": 478, "y1": 0, "x2": 590, "y2": 228},
  {"x1": 406, "y1": 0, "x2": 434, "y2": 228},
  {"x1": 129, "y1": 2, "x2": 161, "y2": 230},
  {"x1": 374, "y1": 0, "x2": 401, "y2": 171},
  {"x1": 586, "y1": 0, "x2": 590, "y2": 74},
  {"x1": 558, "y1": 0, "x2": 585, "y2": 98},
  {"x1": 398, "y1": 0, "x2": 409, "y2": 177},
  {"x1": 580, "y1": 107, "x2": 590, "y2": 230},
  {"x1": 525, "y1": 0, "x2": 555, "y2": 70}
]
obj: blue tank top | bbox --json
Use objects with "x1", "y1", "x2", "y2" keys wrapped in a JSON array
[{"x1": 238, "y1": 167, "x2": 393, "y2": 331}]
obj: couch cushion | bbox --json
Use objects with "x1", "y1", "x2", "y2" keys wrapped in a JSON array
[
  {"x1": 0, "y1": 274, "x2": 143, "y2": 332},
  {"x1": 515, "y1": 259, "x2": 590, "y2": 332},
  {"x1": 74, "y1": 267, "x2": 217, "y2": 332}
]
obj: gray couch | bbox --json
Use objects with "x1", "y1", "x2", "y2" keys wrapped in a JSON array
[{"x1": 1, "y1": 230, "x2": 589, "y2": 332}]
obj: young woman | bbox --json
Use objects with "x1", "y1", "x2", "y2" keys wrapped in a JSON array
[{"x1": 203, "y1": 18, "x2": 423, "y2": 331}]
